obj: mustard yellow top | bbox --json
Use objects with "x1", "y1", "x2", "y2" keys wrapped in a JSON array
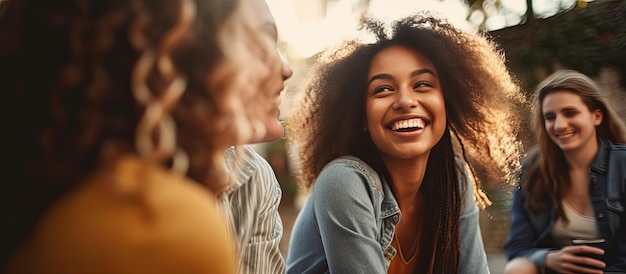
[
  {"x1": 5, "y1": 156, "x2": 237, "y2": 274},
  {"x1": 387, "y1": 233, "x2": 419, "y2": 274}
]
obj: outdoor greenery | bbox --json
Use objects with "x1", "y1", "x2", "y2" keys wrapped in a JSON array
[
  {"x1": 476, "y1": 1, "x2": 626, "y2": 211},
  {"x1": 489, "y1": 0, "x2": 626, "y2": 93}
]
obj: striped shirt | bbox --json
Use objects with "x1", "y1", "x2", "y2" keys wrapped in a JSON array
[{"x1": 221, "y1": 146, "x2": 285, "y2": 274}]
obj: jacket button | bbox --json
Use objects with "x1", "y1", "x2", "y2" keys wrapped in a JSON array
[
  {"x1": 384, "y1": 246, "x2": 396, "y2": 260},
  {"x1": 598, "y1": 213, "x2": 604, "y2": 218}
]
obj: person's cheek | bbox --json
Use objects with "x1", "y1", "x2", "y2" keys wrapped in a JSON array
[
  {"x1": 238, "y1": 59, "x2": 271, "y2": 144},
  {"x1": 257, "y1": 94, "x2": 283, "y2": 142}
]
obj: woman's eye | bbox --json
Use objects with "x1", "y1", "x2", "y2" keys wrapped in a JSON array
[
  {"x1": 563, "y1": 110, "x2": 578, "y2": 117},
  {"x1": 373, "y1": 86, "x2": 392, "y2": 94},
  {"x1": 413, "y1": 81, "x2": 432, "y2": 89}
]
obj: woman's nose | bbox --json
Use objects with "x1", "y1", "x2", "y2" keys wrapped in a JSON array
[
  {"x1": 553, "y1": 115, "x2": 567, "y2": 130},
  {"x1": 279, "y1": 52, "x2": 293, "y2": 80},
  {"x1": 392, "y1": 89, "x2": 418, "y2": 110},
  {"x1": 282, "y1": 62, "x2": 293, "y2": 80}
]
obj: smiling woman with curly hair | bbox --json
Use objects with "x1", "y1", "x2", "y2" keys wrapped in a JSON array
[{"x1": 286, "y1": 12, "x2": 528, "y2": 273}]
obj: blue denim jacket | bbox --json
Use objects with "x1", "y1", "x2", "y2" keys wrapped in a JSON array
[
  {"x1": 286, "y1": 155, "x2": 489, "y2": 273},
  {"x1": 504, "y1": 139, "x2": 626, "y2": 272}
]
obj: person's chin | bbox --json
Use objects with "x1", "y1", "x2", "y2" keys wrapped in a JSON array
[
  {"x1": 247, "y1": 119, "x2": 284, "y2": 144},
  {"x1": 260, "y1": 122, "x2": 284, "y2": 143}
]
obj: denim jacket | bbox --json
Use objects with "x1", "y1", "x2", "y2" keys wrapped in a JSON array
[
  {"x1": 504, "y1": 139, "x2": 626, "y2": 272},
  {"x1": 286, "y1": 155, "x2": 489, "y2": 273}
]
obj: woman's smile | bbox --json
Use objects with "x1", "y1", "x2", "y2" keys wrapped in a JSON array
[
  {"x1": 365, "y1": 45, "x2": 446, "y2": 160},
  {"x1": 389, "y1": 117, "x2": 427, "y2": 131}
]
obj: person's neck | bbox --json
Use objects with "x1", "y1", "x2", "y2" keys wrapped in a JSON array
[
  {"x1": 564, "y1": 138, "x2": 599, "y2": 172},
  {"x1": 382, "y1": 155, "x2": 428, "y2": 210}
]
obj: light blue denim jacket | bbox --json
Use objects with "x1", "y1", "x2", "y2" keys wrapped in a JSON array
[{"x1": 286, "y1": 155, "x2": 489, "y2": 273}]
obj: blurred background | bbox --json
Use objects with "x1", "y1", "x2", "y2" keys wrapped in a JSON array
[{"x1": 251, "y1": 0, "x2": 626, "y2": 272}]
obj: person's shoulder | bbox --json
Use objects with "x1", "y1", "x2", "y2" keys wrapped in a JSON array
[
  {"x1": 325, "y1": 155, "x2": 372, "y2": 169},
  {"x1": 522, "y1": 146, "x2": 541, "y2": 163},
  {"x1": 227, "y1": 145, "x2": 272, "y2": 171},
  {"x1": 6, "y1": 157, "x2": 237, "y2": 274},
  {"x1": 238, "y1": 145, "x2": 277, "y2": 185},
  {"x1": 607, "y1": 139, "x2": 626, "y2": 154},
  {"x1": 225, "y1": 145, "x2": 274, "y2": 189},
  {"x1": 605, "y1": 140, "x2": 626, "y2": 172},
  {"x1": 452, "y1": 155, "x2": 477, "y2": 199},
  {"x1": 314, "y1": 155, "x2": 383, "y2": 193},
  {"x1": 242, "y1": 145, "x2": 272, "y2": 168},
  {"x1": 311, "y1": 156, "x2": 385, "y2": 208},
  {"x1": 321, "y1": 155, "x2": 377, "y2": 177},
  {"x1": 234, "y1": 145, "x2": 280, "y2": 198},
  {"x1": 452, "y1": 155, "x2": 471, "y2": 185}
]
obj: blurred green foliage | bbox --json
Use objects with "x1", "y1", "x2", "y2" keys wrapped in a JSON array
[{"x1": 490, "y1": 0, "x2": 626, "y2": 94}]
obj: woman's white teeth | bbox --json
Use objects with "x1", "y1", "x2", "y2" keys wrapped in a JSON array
[
  {"x1": 557, "y1": 132, "x2": 575, "y2": 138},
  {"x1": 391, "y1": 118, "x2": 425, "y2": 131}
]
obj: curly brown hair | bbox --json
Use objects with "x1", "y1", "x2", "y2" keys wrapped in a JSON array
[
  {"x1": 286, "y1": 12, "x2": 528, "y2": 273},
  {"x1": 0, "y1": 0, "x2": 262, "y2": 267}
]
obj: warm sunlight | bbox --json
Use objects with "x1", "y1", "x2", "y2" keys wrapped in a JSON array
[
  {"x1": 267, "y1": 0, "x2": 472, "y2": 59},
  {"x1": 267, "y1": 0, "x2": 590, "y2": 59}
]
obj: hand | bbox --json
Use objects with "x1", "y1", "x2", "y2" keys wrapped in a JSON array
[{"x1": 545, "y1": 245, "x2": 605, "y2": 274}]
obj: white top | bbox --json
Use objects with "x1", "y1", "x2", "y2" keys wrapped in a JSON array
[{"x1": 551, "y1": 200, "x2": 600, "y2": 247}]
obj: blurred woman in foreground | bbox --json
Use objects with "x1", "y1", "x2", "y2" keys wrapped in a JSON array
[{"x1": 0, "y1": 0, "x2": 274, "y2": 272}]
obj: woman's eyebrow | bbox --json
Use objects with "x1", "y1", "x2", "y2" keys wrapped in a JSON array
[
  {"x1": 368, "y1": 68, "x2": 437, "y2": 86},
  {"x1": 367, "y1": 73, "x2": 392, "y2": 85},
  {"x1": 410, "y1": 68, "x2": 437, "y2": 78}
]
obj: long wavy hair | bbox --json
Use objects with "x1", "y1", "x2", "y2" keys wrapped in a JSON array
[
  {"x1": 0, "y1": 0, "x2": 266, "y2": 267},
  {"x1": 287, "y1": 13, "x2": 527, "y2": 273},
  {"x1": 523, "y1": 69, "x2": 626, "y2": 219}
]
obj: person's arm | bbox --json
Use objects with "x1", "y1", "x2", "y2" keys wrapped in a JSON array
[
  {"x1": 504, "y1": 186, "x2": 551, "y2": 270},
  {"x1": 311, "y1": 162, "x2": 387, "y2": 273},
  {"x1": 606, "y1": 207, "x2": 626, "y2": 272},
  {"x1": 238, "y1": 153, "x2": 285, "y2": 274},
  {"x1": 457, "y1": 164, "x2": 489, "y2": 273},
  {"x1": 504, "y1": 150, "x2": 555, "y2": 271}
]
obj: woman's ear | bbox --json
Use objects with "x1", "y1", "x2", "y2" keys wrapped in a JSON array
[{"x1": 593, "y1": 109, "x2": 603, "y2": 126}]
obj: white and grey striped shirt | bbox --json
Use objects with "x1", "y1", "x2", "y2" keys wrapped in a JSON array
[{"x1": 221, "y1": 146, "x2": 285, "y2": 274}]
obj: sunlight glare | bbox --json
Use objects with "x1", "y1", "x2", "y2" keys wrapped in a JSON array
[
  {"x1": 267, "y1": 0, "x2": 474, "y2": 59},
  {"x1": 368, "y1": 0, "x2": 474, "y2": 31}
]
